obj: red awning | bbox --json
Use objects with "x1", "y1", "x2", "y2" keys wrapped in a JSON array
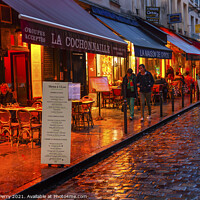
[
  {"x1": 3, "y1": 0, "x2": 127, "y2": 57},
  {"x1": 160, "y1": 27, "x2": 200, "y2": 60}
]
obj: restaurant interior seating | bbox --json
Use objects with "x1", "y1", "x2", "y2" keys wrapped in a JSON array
[
  {"x1": 16, "y1": 109, "x2": 41, "y2": 148},
  {"x1": 0, "y1": 109, "x2": 19, "y2": 146}
]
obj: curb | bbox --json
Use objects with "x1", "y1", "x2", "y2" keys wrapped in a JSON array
[{"x1": 11, "y1": 101, "x2": 200, "y2": 199}]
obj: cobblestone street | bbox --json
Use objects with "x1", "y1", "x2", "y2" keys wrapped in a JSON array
[{"x1": 42, "y1": 106, "x2": 200, "y2": 200}]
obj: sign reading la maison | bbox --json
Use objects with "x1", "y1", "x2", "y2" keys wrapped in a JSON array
[
  {"x1": 134, "y1": 47, "x2": 172, "y2": 59},
  {"x1": 20, "y1": 19, "x2": 127, "y2": 57}
]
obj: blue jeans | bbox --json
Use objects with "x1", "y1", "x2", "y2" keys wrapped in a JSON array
[{"x1": 127, "y1": 97, "x2": 135, "y2": 117}]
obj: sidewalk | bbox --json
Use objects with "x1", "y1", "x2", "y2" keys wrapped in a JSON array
[{"x1": 0, "y1": 95, "x2": 199, "y2": 197}]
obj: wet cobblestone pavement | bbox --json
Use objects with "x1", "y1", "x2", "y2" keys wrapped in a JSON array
[
  {"x1": 42, "y1": 106, "x2": 200, "y2": 200},
  {"x1": 0, "y1": 95, "x2": 199, "y2": 198}
]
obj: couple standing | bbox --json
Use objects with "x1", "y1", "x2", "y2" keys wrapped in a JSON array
[{"x1": 121, "y1": 64, "x2": 154, "y2": 121}]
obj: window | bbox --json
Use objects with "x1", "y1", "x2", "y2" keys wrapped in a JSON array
[
  {"x1": 0, "y1": 4, "x2": 12, "y2": 24},
  {"x1": 109, "y1": 0, "x2": 120, "y2": 7}
]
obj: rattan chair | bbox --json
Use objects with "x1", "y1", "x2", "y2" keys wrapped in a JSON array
[
  {"x1": 0, "y1": 109, "x2": 18, "y2": 146},
  {"x1": 16, "y1": 109, "x2": 41, "y2": 148},
  {"x1": 81, "y1": 96, "x2": 94, "y2": 130}
]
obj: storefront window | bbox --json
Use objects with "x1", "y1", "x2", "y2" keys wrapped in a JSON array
[
  {"x1": 91, "y1": 54, "x2": 126, "y2": 86},
  {"x1": 87, "y1": 53, "x2": 96, "y2": 92},
  {"x1": 146, "y1": 58, "x2": 161, "y2": 78},
  {"x1": 99, "y1": 55, "x2": 113, "y2": 84},
  {"x1": 113, "y1": 57, "x2": 120, "y2": 82}
]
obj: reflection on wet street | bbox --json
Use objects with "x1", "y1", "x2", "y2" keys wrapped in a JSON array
[{"x1": 42, "y1": 106, "x2": 200, "y2": 199}]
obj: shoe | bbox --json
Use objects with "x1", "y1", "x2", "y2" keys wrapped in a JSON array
[
  {"x1": 147, "y1": 115, "x2": 151, "y2": 120},
  {"x1": 129, "y1": 116, "x2": 133, "y2": 120},
  {"x1": 140, "y1": 117, "x2": 144, "y2": 121}
]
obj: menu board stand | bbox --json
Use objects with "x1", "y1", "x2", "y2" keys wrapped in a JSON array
[
  {"x1": 90, "y1": 77, "x2": 110, "y2": 121},
  {"x1": 41, "y1": 82, "x2": 72, "y2": 166},
  {"x1": 96, "y1": 92, "x2": 103, "y2": 120}
]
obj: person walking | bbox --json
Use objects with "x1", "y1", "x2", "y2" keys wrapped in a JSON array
[
  {"x1": 137, "y1": 64, "x2": 154, "y2": 121},
  {"x1": 121, "y1": 68, "x2": 137, "y2": 120}
]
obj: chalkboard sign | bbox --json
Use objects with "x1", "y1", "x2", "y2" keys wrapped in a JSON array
[{"x1": 90, "y1": 76, "x2": 110, "y2": 92}]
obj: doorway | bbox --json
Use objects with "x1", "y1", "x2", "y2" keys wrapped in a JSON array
[
  {"x1": 72, "y1": 52, "x2": 87, "y2": 97},
  {"x1": 11, "y1": 52, "x2": 29, "y2": 106}
]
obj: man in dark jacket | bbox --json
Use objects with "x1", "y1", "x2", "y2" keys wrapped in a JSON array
[
  {"x1": 121, "y1": 68, "x2": 137, "y2": 120},
  {"x1": 137, "y1": 64, "x2": 154, "y2": 121}
]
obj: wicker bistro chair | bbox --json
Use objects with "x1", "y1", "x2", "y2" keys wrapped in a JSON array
[
  {"x1": 0, "y1": 109, "x2": 18, "y2": 146},
  {"x1": 16, "y1": 109, "x2": 41, "y2": 148},
  {"x1": 32, "y1": 101, "x2": 42, "y2": 124},
  {"x1": 71, "y1": 101, "x2": 82, "y2": 130},
  {"x1": 81, "y1": 96, "x2": 94, "y2": 130}
]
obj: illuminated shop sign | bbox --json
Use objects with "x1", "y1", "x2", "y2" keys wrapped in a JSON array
[
  {"x1": 134, "y1": 47, "x2": 172, "y2": 59},
  {"x1": 21, "y1": 19, "x2": 127, "y2": 57},
  {"x1": 168, "y1": 13, "x2": 182, "y2": 24},
  {"x1": 186, "y1": 54, "x2": 200, "y2": 60},
  {"x1": 146, "y1": 7, "x2": 160, "y2": 23}
]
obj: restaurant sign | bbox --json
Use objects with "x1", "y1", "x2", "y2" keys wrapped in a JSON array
[
  {"x1": 168, "y1": 13, "x2": 182, "y2": 24},
  {"x1": 134, "y1": 46, "x2": 172, "y2": 59},
  {"x1": 20, "y1": 19, "x2": 127, "y2": 57},
  {"x1": 186, "y1": 54, "x2": 200, "y2": 61},
  {"x1": 146, "y1": 7, "x2": 160, "y2": 23}
]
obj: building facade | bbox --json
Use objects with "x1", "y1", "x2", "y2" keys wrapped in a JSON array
[{"x1": 76, "y1": 0, "x2": 200, "y2": 81}]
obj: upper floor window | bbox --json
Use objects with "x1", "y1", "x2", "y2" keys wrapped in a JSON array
[
  {"x1": 110, "y1": 0, "x2": 119, "y2": 4},
  {"x1": 109, "y1": 0, "x2": 120, "y2": 7},
  {"x1": 0, "y1": 4, "x2": 12, "y2": 24}
]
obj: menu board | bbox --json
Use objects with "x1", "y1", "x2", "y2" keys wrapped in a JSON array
[
  {"x1": 90, "y1": 76, "x2": 110, "y2": 92},
  {"x1": 41, "y1": 82, "x2": 72, "y2": 165},
  {"x1": 68, "y1": 83, "x2": 81, "y2": 100}
]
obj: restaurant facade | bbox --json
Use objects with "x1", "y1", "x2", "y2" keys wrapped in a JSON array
[
  {"x1": 0, "y1": 0, "x2": 127, "y2": 105},
  {"x1": 136, "y1": 18, "x2": 200, "y2": 80},
  {"x1": 78, "y1": 5, "x2": 173, "y2": 93},
  {"x1": 1, "y1": 0, "x2": 200, "y2": 107},
  {"x1": 78, "y1": 2, "x2": 200, "y2": 86},
  {"x1": 161, "y1": 27, "x2": 200, "y2": 80}
]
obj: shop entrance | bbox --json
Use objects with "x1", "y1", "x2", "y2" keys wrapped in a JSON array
[
  {"x1": 72, "y1": 52, "x2": 87, "y2": 97},
  {"x1": 11, "y1": 52, "x2": 29, "y2": 106}
]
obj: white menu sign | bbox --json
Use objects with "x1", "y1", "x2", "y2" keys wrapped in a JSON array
[
  {"x1": 68, "y1": 83, "x2": 81, "y2": 100},
  {"x1": 41, "y1": 82, "x2": 72, "y2": 164}
]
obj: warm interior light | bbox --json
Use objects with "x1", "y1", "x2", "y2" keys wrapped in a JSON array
[
  {"x1": 162, "y1": 59, "x2": 165, "y2": 78},
  {"x1": 31, "y1": 44, "x2": 42, "y2": 98}
]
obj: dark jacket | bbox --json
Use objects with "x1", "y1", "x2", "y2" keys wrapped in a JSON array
[
  {"x1": 121, "y1": 73, "x2": 137, "y2": 98},
  {"x1": 137, "y1": 71, "x2": 154, "y2": 93},
  {"x1": 0, "y1": 92, "x2": 16, "y2": 106}
]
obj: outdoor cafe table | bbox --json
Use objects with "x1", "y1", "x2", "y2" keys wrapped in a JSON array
[
  {"x1": 4, "y1": 106, "x2": 42, "y2": 122},
  {"x1": 72, "y1": 100, "x2": 94, "y2": 130}
]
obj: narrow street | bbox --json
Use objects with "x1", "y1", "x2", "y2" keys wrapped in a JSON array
[{"x1": 41, "y1": 106, "x2": 200, "y2": 200}]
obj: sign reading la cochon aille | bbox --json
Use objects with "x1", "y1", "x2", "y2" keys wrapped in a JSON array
[{"x1": 20, "y1": 19, "x2": 127, "y2": 57}]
